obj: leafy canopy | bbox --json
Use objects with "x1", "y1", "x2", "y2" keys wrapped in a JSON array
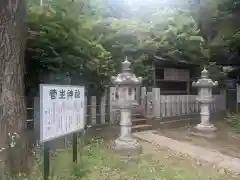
[
  {"x1": 26, "y1": 0, "x2": 115, "y2": 94},
  {"x1": 26, "y1": 0, "x2": 229, "y2": 91},
  {"x1": 93, "y1": 4, "x2": 208, "y2": 84}
]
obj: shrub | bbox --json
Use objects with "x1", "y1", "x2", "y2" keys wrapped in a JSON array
[{"x1": 225, "y1": 113, "x2": 240, "y2": 133}]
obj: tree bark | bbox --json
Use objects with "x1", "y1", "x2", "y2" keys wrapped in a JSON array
[{"x1": 0, "y1": 0, "x2": 28, "y2": 175}]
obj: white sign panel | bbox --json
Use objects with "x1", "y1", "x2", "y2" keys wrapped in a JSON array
[{"x1": 40, "y1": 84, "x2": 85, "y2": 142}]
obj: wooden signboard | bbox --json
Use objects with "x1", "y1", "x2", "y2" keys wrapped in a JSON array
[
  {"x1": 40, "y1": 84, "x2": 85, "y2": 142},
  {"x1": 164, "y1": 68, "x2": 189, "y2": 81}
]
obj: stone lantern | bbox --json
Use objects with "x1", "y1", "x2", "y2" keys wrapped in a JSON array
[
  {"x1": 111, "y1": 57, "x2": 142, "y2": 156},
  {"x1": 192, "y1": 67, "x2": 218, "y2": 132}
]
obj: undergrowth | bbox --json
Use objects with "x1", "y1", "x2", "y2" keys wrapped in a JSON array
[
  {"x1": 5, "y1": 136, "x2": 238, "y2": 180},
  {"x1": 5, "y1": 138, "x2": 101, "y2": 180},
  {"x1": 225, "y1": 113, "x2": 240, "y2": 133}
]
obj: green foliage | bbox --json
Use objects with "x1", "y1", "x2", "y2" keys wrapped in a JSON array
[
  {"x1": 206, "y1": 61, "x2": 227, "y2": 86},
  {"x1": 213, "y1": 0, "x2": 240, "y2": 54},
  {"x1": 26, "y1": 1, "x2": 114, "y2": 94},
  {"x1": 218, "y1": 0, "x2": 240, "y2": 17},
  {"x1": 12, "y1": 137, "x2": 235, "y2": 180},
  {"x1": 93, "y1": 7, "x2": 208, "y2": 85},
  {"x1": 26, "y1": 0, "x2": 229, "y2": 89},
  {"x1": 225, "y1": 113, "x2": 240, "y2": 133}
]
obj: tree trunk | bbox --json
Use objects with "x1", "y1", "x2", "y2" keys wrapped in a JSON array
[{"x1": 0, "y1": 0, "x2": 29, "y2": 175}]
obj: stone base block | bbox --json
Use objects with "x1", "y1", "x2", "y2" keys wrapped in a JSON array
[
  {"x1": 113, "y1": 137, "x2": 142, "y2": 157},
  {"x1": 190, "y1": 124, "x2": 217, "y2": 138},
  {"x1": 195, "y1": 123, "x2": 217, "y2": 131}
]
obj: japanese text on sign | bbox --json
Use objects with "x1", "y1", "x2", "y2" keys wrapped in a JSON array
[{"x1": 40, "y1": 84, "x2": 85, "y2": 142}]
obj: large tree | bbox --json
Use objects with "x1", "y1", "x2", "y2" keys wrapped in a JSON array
[{"x1": 0, "y1": 0, "x2": 29, "y2": 175}]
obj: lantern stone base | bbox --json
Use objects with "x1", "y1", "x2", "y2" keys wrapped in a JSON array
[
  {"x1": 195, "y1": 123, "x2": 217, "y2": 131},
  {"x1": 190, "y1": 124, "x2": 217, "y2": 138},
  {"x1": 114, "y1": 137, "x2": 142, "y2": 157}
]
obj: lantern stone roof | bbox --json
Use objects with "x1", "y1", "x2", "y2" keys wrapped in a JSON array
[
  {"x1": 111, "y1": 57, "x2": 142, "y2": 86},
  {"x1": 192, "y1": 68, "x2": 218, "y2": 88}
]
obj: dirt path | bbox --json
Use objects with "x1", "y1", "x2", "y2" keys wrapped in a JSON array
[
  {"x1": 134, "y1": 130, "x2": 240, "y2": 175},
  {"x1": 156, "y1": 122, "x2": 240, "y2": 158}
]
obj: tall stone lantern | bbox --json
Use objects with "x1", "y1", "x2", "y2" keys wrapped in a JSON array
[
  {"x1": 192, "y1": 67, "x2": 218, "y2": 132},
  {"x1": 111, "y1": 57, "x2": 142, "y2": 156}
]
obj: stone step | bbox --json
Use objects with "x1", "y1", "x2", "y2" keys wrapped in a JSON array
[
  {"x1": 132, "y1": 118, "x2": 147, "y2": 125},
  {"x1": 132, "y1": 124, "x2": 153, "y2": 132},
  {"x1": 132, "y1": 114, "x2": 145, "y2": 118}
]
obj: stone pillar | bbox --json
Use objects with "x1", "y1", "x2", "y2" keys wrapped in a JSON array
[
  {"x1": 111, "y1": 57, "x2": 142, "y2": 156},
  {"x1": 152, "y1": 88, "x2": 161, "y2": 119},
  {"x1": 192, "y1": 67, "x2": 218, "y2": 137},
  {"x1": 196, "y1": 102, "x2": 216, "y2": 131},
  {"x1": 119, "y1": 109, "x2": 131, "y2": 139}
]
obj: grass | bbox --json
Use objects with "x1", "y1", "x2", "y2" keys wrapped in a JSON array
[
  {"x1": 8, "y1": 124, "x2": 239, "y2": 180},
  {"x1": 31, "y1": 138, "x2": 237, "y2": 180}
]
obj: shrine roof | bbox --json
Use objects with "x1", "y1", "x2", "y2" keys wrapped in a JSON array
[{"x1": 153, "y1": 55, "x2": 199, "y2": 68}]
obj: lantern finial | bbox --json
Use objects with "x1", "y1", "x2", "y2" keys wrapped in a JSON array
[
  {"x1": 201, "y1": 67, "x2": 208, "y2": 78},
  {"x1": 122, "y1": 56, "x2": 131, "y2": 72}
]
